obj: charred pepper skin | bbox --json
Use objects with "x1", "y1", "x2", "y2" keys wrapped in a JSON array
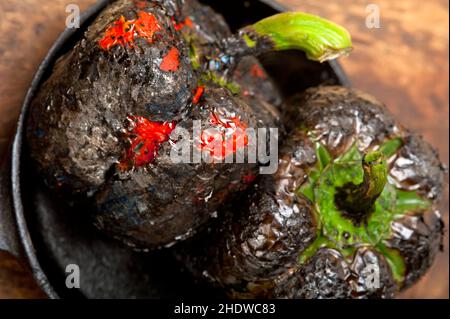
[
  {"x1": 179, "y1": 129, "x2": 397, "y2": 299},
  {"x1": 179, "y1": 135, "x2": 317, "y2": 298},
  {"x1": 288, "y1": 247, "x2": 397, "y2": 299},
  {"x1": 93, "y1": 87, "x2": 259, "y2": 248},
  {"x1": 383, "y1": 136, "x2": 445, "y2": 288},
  {"x1": 290, "y1": 87, "x2": 445, "y2": 291},
  {"x1": 179, "y1": 0, "x2": 283, "y2": 125},
  {"x1": 26, "y1": 0, "x2": 284, "y2": 249},
  {"x1": 180, "y1": 86, "x2": 445, "y2": 298},
  {"x1": 27, "y1": 0, "x2": 196, "y2": 195},
  {"x1": 26, "y1": 0, "x2": 353, "y2": 249}
]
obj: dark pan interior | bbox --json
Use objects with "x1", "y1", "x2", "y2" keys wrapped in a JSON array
[{"x1": 19, "y1": 0, "x2": 348, "y2": 298}]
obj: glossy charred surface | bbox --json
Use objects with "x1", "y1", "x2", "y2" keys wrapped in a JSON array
[
  {"x1": 180, "y1": 135, "x2": 317, "y2": 298},
  {"x1": 180, "y1": 86, "x2": 445, "y2": 298},
  {"x1": 386, "y1": 210, "x2": 444, "y2": 288},
  {"x1": 276, "y1": 247, "x2": 396, "y2": 299},
  {"x1": 94, "y1": 88, "x2": 259, "y2": 248},
  {"x1": 26, "y1": 0, "x2": 281, "y2": 248},
  {"x1": 180, "y1": 0, "x2": 282, "y2": 126},
  {"x1": 27, "y1": 0, "x2": 196, "y2": 195},
  {"x1": 285, "y1": 86, "x2": 399, "y2": 156},
  {"x1": 389, "y1": 135, "x2": 445, "y2": 201},
  {"x1": 233, "y1": 56, "x2": 282, "y2": 128},
  {"x1": 291, "y1": 87, "x2": 445, "y2": 291}
]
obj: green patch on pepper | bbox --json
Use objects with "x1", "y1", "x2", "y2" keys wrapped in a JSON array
[{"x1": 298, "y1": 138, "x2": 432, "y2": 285}]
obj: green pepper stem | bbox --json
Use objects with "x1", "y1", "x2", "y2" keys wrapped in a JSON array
[
  {"x1": 336, "y1": 151, "x2": 388, "y2": 223},
  {"x1": 223, "y1": 12, "x2": 352, "y2": 62}
]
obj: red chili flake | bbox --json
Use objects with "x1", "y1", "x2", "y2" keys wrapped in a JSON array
[
  {"x1": 99, "y1": 11, "x2": 160, "y2": 50},
  {"x1": 99, "y1": 16, "x2": 134, "y2": 50},
  {"x1": 173, "y1": 17, "x2": 194, "y2": 31},
  {"x1": 250, "y1": 64, "x2": 267, "y2": 79},
  {"x1": 134, "y1": 11, "x2": 161, "y2": 41},
  {"x1": 121, "y1": 116, "x2": 176, "y2": 168},
  {"x1": 242, "y1": 174, "x2": 256, "y2": 184},
  {"x1": 160, "y1": 47, "x2": 180, "y2": 72},
  {"x1": 173, "y1": 20, "x2": 183, "y2": 31},
  {"x1": 199, "y1": 112, "x2": 249, "y2": 160},
  {"x1": 192, "y1": 86, "x2": 205, "y2": 105},
  {"x1": 184, "y1": 17, "x2": 194, "y2": 29}
]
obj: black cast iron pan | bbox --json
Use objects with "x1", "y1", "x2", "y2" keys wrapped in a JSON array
[{"x1": 0, "y1": 0, "x2": 350, "y2": 298}]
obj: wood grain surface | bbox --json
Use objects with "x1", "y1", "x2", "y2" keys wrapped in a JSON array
[{"x1": 0, "y1": 0, "x2": 448, "y2": 299}]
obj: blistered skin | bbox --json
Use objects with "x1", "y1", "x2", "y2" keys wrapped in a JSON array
[
  {"x1": 181, "y1": 0, "x2": 282, "y2": 126},
  {"x1": 181, "y1": 86, "x2": 445, "y2": 298},
  {"x1": 386, "y1": 210, "x2": 444, "y2": 288},
  {"x1": 289, "y1": 86, "x2": 444, "y2": 198},
  {"x1": 233, "y1": 57, "x2": 282, "y2": 128},
  {"x1": 285, "y1": 86, "x2": 399, "y2": 156},
  {"x1": 180, "y1": 129, "x2": 397, "y2": 298},
  {"x1": 93, "y1": 88, "x2": 259, "y2": 248},
  {"x1": 285, "y1": 248, "x2": 396, "y2": 299},
  {"x1": 27, "y1": 0, "x2": 281, "y2": 248},
  {"x1": 180, "y1": 138, "x2": 317, "y2": 298},
  {"x1": 390, "y1": 135, "x2": 445, "y2": 200},
  {"x1": 289, "y1": 86, "x2": 445, "y2": 293},
  {"x1": 27, "y1": 0, "x2": 196, "y2": 194}
]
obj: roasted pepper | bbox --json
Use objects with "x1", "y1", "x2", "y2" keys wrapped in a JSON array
[
  {"x1": 26, "y1": 0, "x2": 352, "y2": 248},
  {"x1": 180, "y1": 86, "x2": 445, "y2": 298}
]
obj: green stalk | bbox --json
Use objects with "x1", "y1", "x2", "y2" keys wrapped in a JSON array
[
  {"x1": 229, "y1": 12, "x2": 352, "y2": 62},
  {"x1": 336, "y1": 151, "x2": 388, "y2": 222}
]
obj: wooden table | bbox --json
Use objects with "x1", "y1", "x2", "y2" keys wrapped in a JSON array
[{"x1": 0, "y1": 0, "x2": 448, "y2": 299}]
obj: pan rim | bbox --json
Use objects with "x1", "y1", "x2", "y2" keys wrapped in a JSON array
[{"x1": 10, "y1": 0, "x2": 112, "y2": 299}]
